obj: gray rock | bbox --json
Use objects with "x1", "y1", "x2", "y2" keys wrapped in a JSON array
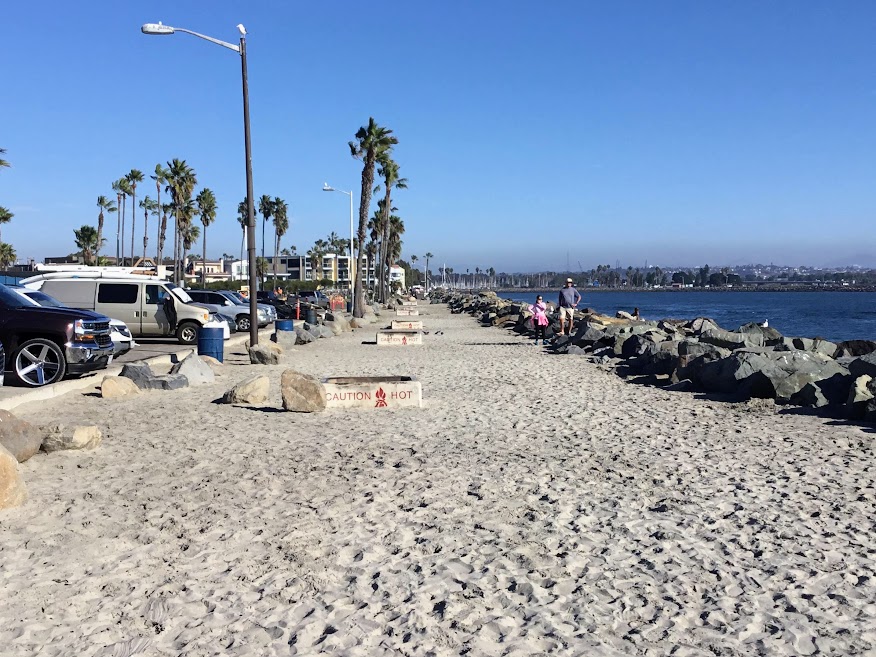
[
  {"x1": 325, "y1": 313, "x2": 351, "y2": 331},
  {"x1": 790, "y1": 373, "x2": 852, "y2": 408},
  {"x1": 848, "y1": 352, "x2": 876, "y2": 379},
  {"x1": 835, "y1": 340, "x2": 876, "y2": 358},
  {"x1": 630, "y1": 350, "x2": 678, "y2": 376},
  {"x1": 293, "y1": 327, "x2": 316, "y2": 344},
  {"x1": 249, "y1": 344, "x2": 281, "y2": 365},
  {"x1": 685, "y1": 317, "x2": 722, "y2": 335},
  {"x1": 698, "y1": 352, "x2": 787, "y2": 398},
  {"x1": 120, "y1": 362, "x2": 188, "y2": 391},
  {"x1": 0, "y1": 444, "x2": 27, "y2": 510},
  {"x1": 271, "y1": 330, "x2": 298, "y2": 350},
  {"x1": 574, "y1": 326, "x2": 606, "y2": 345},
  {"x1": 281, "y1": 369, "x2": 326, "y2": 413},
  {"x1": 665, "y1": 379, "x2": 694, "y2": 392},
  {"x1": 40, "y1": 425, "x2": 103, "y2": 452},
  {"x1": 567, "y1": 345, "x2": 588, "y2": 355},
  {"x1": 222, "y1": 375, "x2": 270, "y2": 404},
  {"x1": 0, "y1": 410, "x2": 43, "y2": 463},
  {"x1": 170, "y1": 353, "x2": 215, "y2": 386},
  {"x1": 699, "y1": 328, "x2": 762, "y2": 350},
  {"x1": 120, "y1": 362, "x2": 157, "y2": 390},
  {"x1": 323, "y1": 320, "x2": 343, "y2": 336},
  {"x1": 737, "y1": 322, "x2": 784, "y2": 345},
  {"x1": 789, "y1": 337, "x2": 838, "y2": 358},
  {"x1": 846, "y1": 375, "x2": 874, "y2": 420}
]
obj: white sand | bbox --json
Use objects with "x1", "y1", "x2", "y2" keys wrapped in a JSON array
[{"x1": 1, "y1": 303, "x2": 875, "y2": 656}]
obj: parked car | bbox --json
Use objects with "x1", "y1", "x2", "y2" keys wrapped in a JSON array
[
  {"x1": 254, "y1": 290, "x2": 298, "y2": 319},
  {"x1": 22, "y1": 272, "x2": 216, "y2": 345},
  {"x1": 222, "y1": 290, "x2": 277, "y2": 322},
  {"x1": 300, "y1": 290, "x2": 331, "y2": 309},
  {"x1": 12, "y1": 287, "x2": 138, "y2": 358},
  {"x1": 0, "y1": 283, "x2": 114, "y2": 386},
  {"x1": 186, "y1": 289, "x2": 271, "y2": 331}
]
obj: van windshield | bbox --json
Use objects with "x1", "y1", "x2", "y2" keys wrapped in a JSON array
[{"x1": 167, "y1": 283, "x2": 194, "y2": 304}]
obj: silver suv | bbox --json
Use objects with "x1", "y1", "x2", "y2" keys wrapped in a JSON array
[{"x1": 186, "y1": 290, "x2": 272, "y2": 331}]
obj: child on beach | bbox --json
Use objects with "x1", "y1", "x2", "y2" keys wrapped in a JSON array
[{"x1": 530, "y1": 295, "x2": 549, "y2": 345}]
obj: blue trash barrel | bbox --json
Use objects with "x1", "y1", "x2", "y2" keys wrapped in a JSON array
[
  {"x1": 347, "y1": 300, "x2": 353, "y2": 313},
  {"x1": 306, "y1": 307, "x2": 317, "y2": 325},
  {"x1": 276, "y1": 319, "x2": 294, "y2": 332},
  {"x1": 197, "y1": 326, "x2": 224, "y2": 363}
]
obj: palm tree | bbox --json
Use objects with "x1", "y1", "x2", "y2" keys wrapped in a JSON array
[
  {"x1": 150, "y1": 164, "x2": 169, "y2": 263},
  {"x1": 94, "y1": 196, "x2": 116, "y2": 263},
  {"x1": 74, "y1": 225, "x2": 102, "y2": 265},
  {"x1": 177, "y1": 198, "x2": 197, "y2": 282},
  {"x1": 164, "y1": 159, "x2": 197, "y2": 283},
  {"x1": 424, "y1": 252, "x2": 434, "y2": 292},
  {"x1": 196, "y1": 188, "x2": 217, "y2": 286},
  {"x1": 158, "y1": 203, "x2": 172, "y2": 267},
  {"x1": 350, "y1": 117, "x2": 398, "y2": 317},
  {"x1": 0, "y1": 148, "x2": 9, "y2": 170},
  {"x1": 138, "y1": 196, "x2": 158, "y2": 264},
  {"x1": 125, "y1": 169, "x2": 144, "y2": 264},
  {"x1": 272, "y1": 197, "x2": 288, "y2": 291},
  {"x1": 236, "y1": 199, "x2": 249, "y2": 281},
  {"x1": 410, "y1": 255, "x2": 419, "y2": 286},
  {"x1": 0, "y1": 242, "x2": 16, "y2": 268},
  {"x1": 111, "y1": 179, "x2": 129, "y2": 263},
  {"x1": 257, "y1": 195, "x2": 274, "y2": 289},
  {"x1": 386, "y1": 216, "x2": 405, "y2": 293},
  {"x1": 0, "y1": 206, "x2": 13, "y2": 244},
  {"x1": 375, "y1": 154, "x2": 407, "y2": 303}
]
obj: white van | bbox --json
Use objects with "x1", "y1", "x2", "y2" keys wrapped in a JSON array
[{"x1": 21, "y1": 273, "x2": 216, "y2": 344}]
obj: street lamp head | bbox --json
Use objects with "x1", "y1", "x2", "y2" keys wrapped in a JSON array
[
  {"x1": 141, "y1": 22, "x2": 175, "y2": 35},
  {"x1": 237, "y1": 24, "x2": 247, "y2": 36},
  {"x1": 322, "y1": 183, "x2": 335, "y2": 192}
]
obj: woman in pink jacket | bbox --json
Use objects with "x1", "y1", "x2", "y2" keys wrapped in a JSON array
[{"x1": 530, "y1": 295, "x2": 549, "y2": 345}]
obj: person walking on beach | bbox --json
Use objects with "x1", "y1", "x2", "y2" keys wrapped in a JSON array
[
  {"x1": 558, "y1": 278, "x2": 581, "y2": 336},
  {"x1": 530, "y1": 295, "x2": 549, "y2": 345}
]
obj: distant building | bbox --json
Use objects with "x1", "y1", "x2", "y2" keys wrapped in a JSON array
[{"x1": 389, "y1": 265, "x2": 405, "y2": 290}]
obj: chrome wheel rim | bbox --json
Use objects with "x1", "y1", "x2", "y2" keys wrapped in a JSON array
[
  {"x1": 237, "y1": 317, "x2": 250, "y2": 331},
  {"x1": 180, "y1": 326, "x2": 198, "y2": 343},
  {"x1": 16, "y1": 343, "x2": 61, "y2": 386}
]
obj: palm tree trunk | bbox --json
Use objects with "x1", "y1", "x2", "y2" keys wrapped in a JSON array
[
  {"x1": 261, "y1": 219, "x2": 266, "y2": 291},
  {"x1": 273, "y1": 226, "x2": 279, "y2": 292},
  {"x1": 120, "y1": 196, "x2": 126, "y2": 265},
  {"x1": 202, "y1": 228, "x2": 207, "y2": 287},
  {"x1": 173, "y1": 212, "x2": 179, "y2": 284},
  {"x1": 142, "y1": 206, "x2": 148, "y2": 265},
  {"x1": 96, "y1": 211, "x2": 104, "y2": 263},
  {"x1": 155, "y1": 181, "x2": 161, "y2": 263},
  {"x1": 239, "y1": 228, "x2": 245, "y2": 283},
  {"x1": 130, "y1": 187, "x2": 136, "y2": 265}
]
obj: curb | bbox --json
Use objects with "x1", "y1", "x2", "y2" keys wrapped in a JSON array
[{"x1": 0, "y1": 328, "x2": 273, "y2": 412}]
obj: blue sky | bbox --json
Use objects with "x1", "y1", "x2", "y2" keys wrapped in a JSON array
[{"x1": 3, "y1": 1, "x2": 875, "y2": 272}]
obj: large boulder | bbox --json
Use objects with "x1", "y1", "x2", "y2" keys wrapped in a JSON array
[
  {"x1": 271, "y1": 330, "x2": 298, "y2": 350},
  {"x1": 323, "y1": 321, "x2": 343, "y2": 336},
  {"x1": 621, "y1": 333, "x2": 662, "y2": 359},
  {"x1": 698, "y1": 352, "x2": 788, "y2": 398},
  {"x1": 0, "y1": 410, "x2": 43, "y2": 463},
  {"x1": 170, "y1": 353, "x2": 215, "y2": 386},
  {"x1": 791, "y1": 374, "x2": 853, "y2": 408},
  {"x1": 120, "y1": 362, "x2": 188, "y2": 391},
  {"x1": 685, "y1": 317, "x2": 722, "y2": 335},
  {"x1": 280, "y1": 370, "x2": 326, "y2": 413},
  {"x1": 848, "y1": 352, "x2": 876, "y2": 379},
  {"x1": 0, "y1": 444, "x2": 27, "y2": 510},
  {"x1": 101, "y1": 376, "x2": 142, "y2": 399},
  {"x1": 222, "y1": 375, "x2": 270, "y2": 404},
  {"x1": 699, "y1": 328, "x2": 762, "y2": 350},
  {"x1": 249, "y1": 344, "x2": 282, "y2": 365},
  {"x1": 629, "y1": 350, "x2": 679, "y2": 376},
  {"x1": 293, "y1": 327, "x2": 316, "y2": 344},
  {"x1": 835, "y1": 340, "x2": 876, "y2": 358},
  {"x1": 846, "y1": 375, "x2": 876, "y2": 420},
  {"x1": 40, "y1": 425, "x2": 103, "y2": 452},
  {"x1": 786, "y1": 337, "x2": 838, "y2": 358},
  {"x1": 325, "y1": 313, "x2": 351, "y2": 332},
  {"x1": 574, "y1": 327, "x2": 606, "y2": 346},
  {"x1": 737, "y1": 323, "x2": 784, "y2": 346}
]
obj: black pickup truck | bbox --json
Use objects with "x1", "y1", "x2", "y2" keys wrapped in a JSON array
[{"x1": 0, "y1": 283, "x2": 115, "y2": 386}]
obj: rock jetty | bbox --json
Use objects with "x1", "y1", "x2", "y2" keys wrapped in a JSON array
[{"x1": 432, "y1": 289, "x2": 876, "y2": 420}]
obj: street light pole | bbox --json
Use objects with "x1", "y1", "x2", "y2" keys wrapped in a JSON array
[
  {"x1": 239, "y1": 33, "x2": 259, "y2": 347},
  {"x1": 141, "y1": 21, "x2": 259, "y2": 346},
  {"x1": 322, "y1": 184, "x2": 355, "y2": 316}
]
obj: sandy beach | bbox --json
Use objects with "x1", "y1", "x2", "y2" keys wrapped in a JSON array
[{"x1": 1, "y1": 302, "x2": 874, "y2": 656}]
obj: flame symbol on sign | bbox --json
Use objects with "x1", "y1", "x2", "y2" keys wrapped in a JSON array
[
  {"x1": 375, "y1": 387, "x2": 387, "y2": 407},
  {"x1": 402, "y1": 336, "x2": 407, "y2": 345}
]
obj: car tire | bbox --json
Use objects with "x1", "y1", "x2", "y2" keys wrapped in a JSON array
[
  {"x1": 176, "y1": 321, "x2": 200, "y2": 345},
  {"x1": 237, "y1": 315, "x2": 251, "y2": 331},
  {"x1": 13, "y1": 338, "x2": 67, "y2": 387}
]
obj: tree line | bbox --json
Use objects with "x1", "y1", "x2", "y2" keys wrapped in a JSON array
[{"x1": 0, "y1": 148, "x2": 13, "y2": 267}]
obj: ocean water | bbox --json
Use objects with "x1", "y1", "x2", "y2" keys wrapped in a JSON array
[{"x1": 498, "y1": 290, "x2": 876, "y2": 343}]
